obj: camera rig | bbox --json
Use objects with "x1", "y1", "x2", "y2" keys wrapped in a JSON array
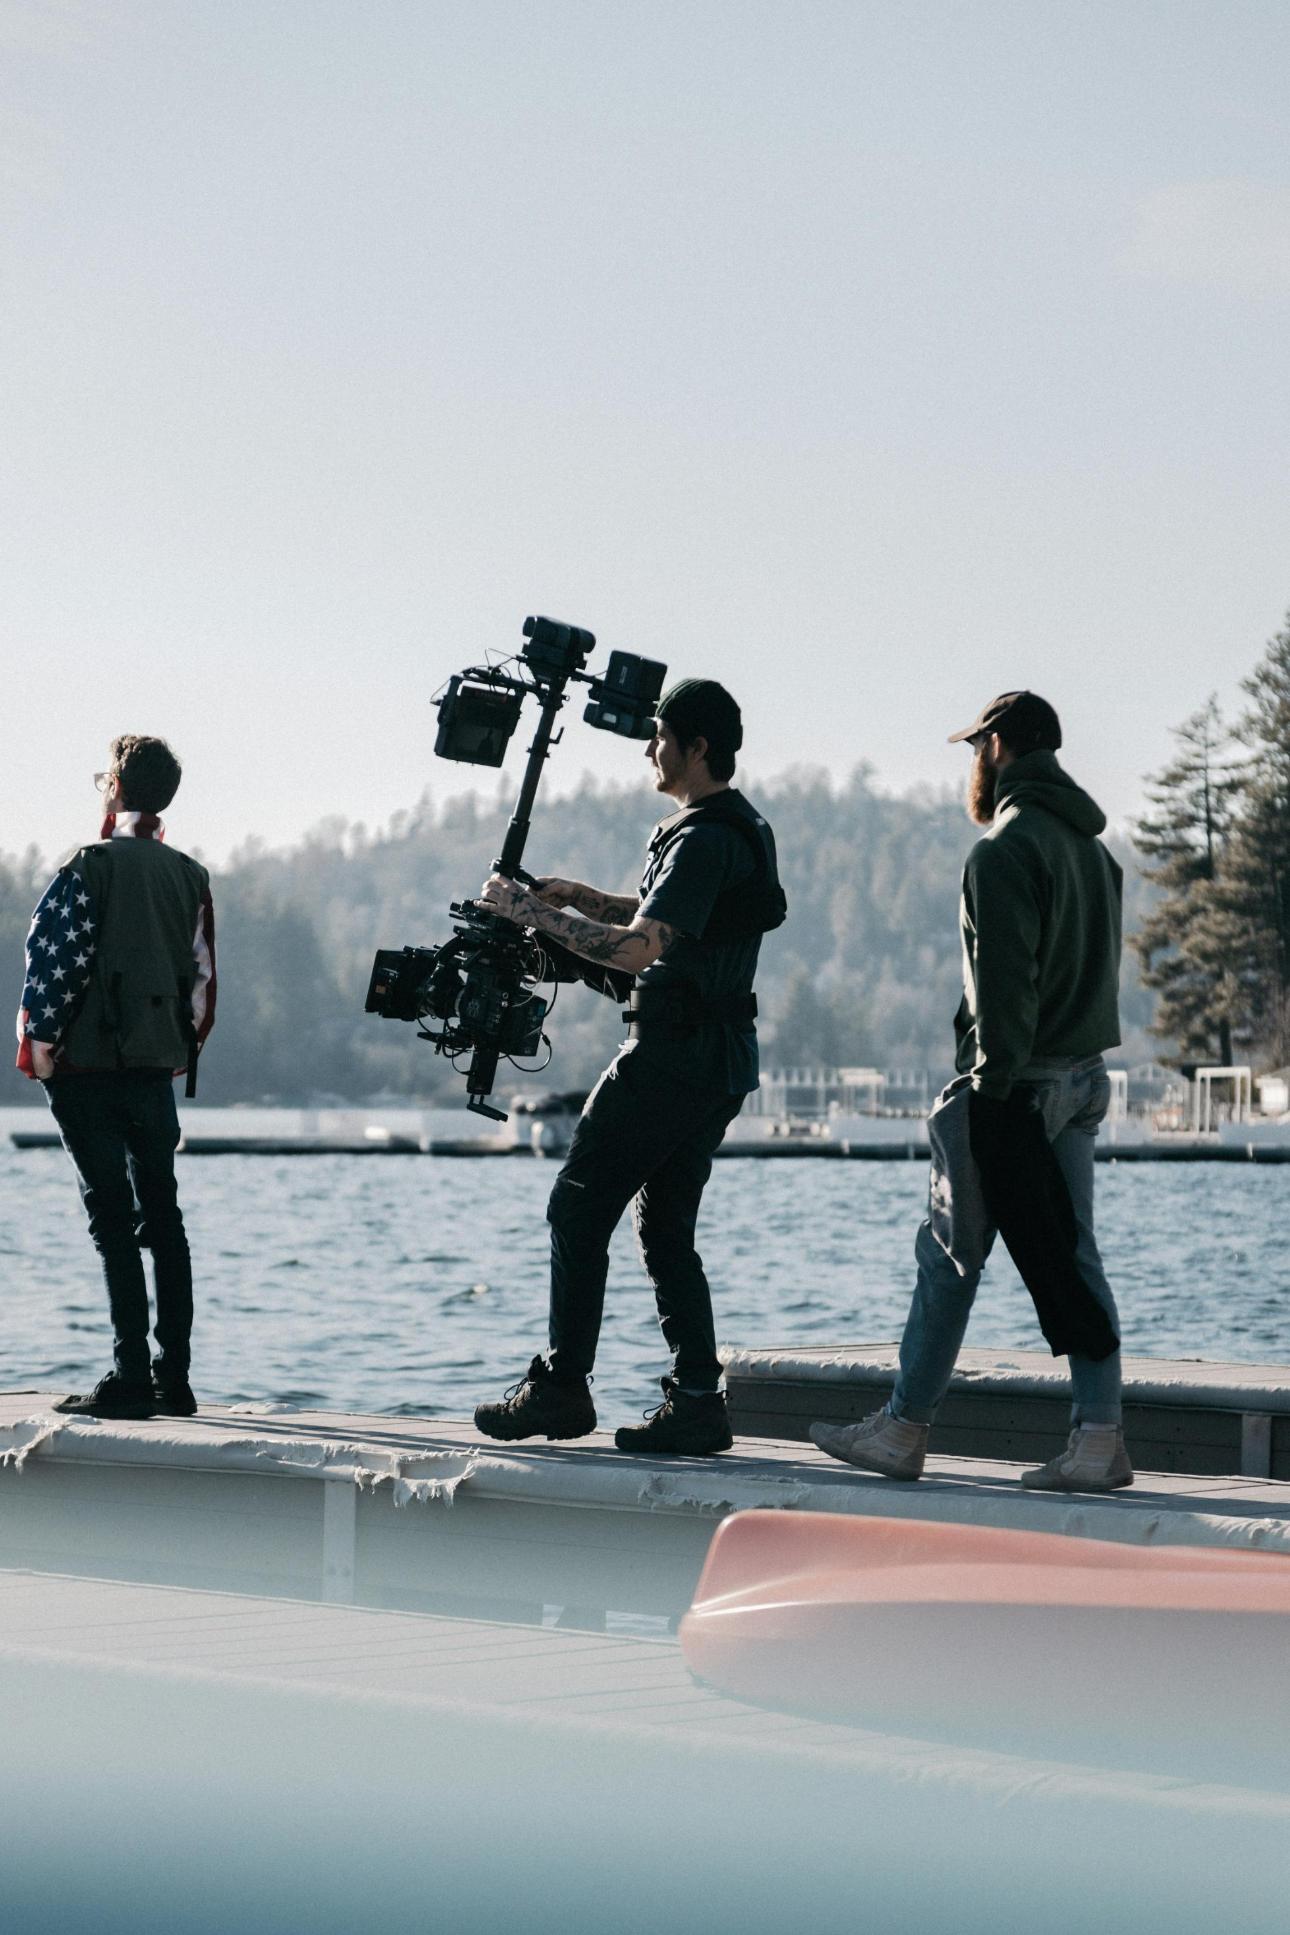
[{"x1": 365, "y1": 616, "x2": 666, "y2": 1120}]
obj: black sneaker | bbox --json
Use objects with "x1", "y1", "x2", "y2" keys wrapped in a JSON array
[
  {"x1": 614, "y1": 1380, "x2": 734, "y2": 1456},
  {"x1": 54, "y1": 1373, "x2": 157, "y2": 1420},
  {"x1": 152, "y1": 1373, "x2": 198, "y2": 1417},
  {"x1": 474, "y1": 1356, "x2": 596, "y2": 1442}
]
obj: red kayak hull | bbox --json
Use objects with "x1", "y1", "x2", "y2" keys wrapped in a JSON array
[{"x1": 679, "y1": 1512, "x2": 1290, "y2": 1770}]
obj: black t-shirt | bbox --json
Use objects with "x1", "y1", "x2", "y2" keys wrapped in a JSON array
[{"x1": 628, "y1": 796, "x2": 763, "y2": 1095}]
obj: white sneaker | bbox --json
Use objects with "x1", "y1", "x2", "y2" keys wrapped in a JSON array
[
  {"x1": 1020, "y1": 1425, "x2": 1134, "y2": 1493},
  {"x1": 809, "y1": 1408, "x2": 929, "y2": 1481}
]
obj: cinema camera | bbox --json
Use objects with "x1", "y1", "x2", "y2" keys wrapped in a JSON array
[{"x1": 365, "y1": 615, "x2": 666, "y2": 1120}]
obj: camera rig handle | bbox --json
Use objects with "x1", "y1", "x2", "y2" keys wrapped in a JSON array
[
  {"x1": 464, "y1": 1041, "x2": 507, "y2": 1121},
  {"x1": 495, "y1": 672, "x2": 570, "y2": 880}
]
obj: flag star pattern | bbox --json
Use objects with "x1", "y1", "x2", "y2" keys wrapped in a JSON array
[
  {"x1": 16, "y1": 868, "x2": 99, "y2": 1075},
  {"x1": 15, "y1": 814, "x2": 215, "y2": 1081}
]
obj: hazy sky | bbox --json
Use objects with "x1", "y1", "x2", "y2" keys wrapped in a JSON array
[{"x1": 4, "y1": 0, "x2": 1287, "y2": 866}]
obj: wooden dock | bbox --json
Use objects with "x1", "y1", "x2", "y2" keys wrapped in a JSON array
[
  {"x1": 5, "y1": 1391, "x2": 1290, "y2": 1930},
  {"x1": 6, "y1": 1561, "x2": 1288, "y2": 1935},
  {"x1": 6, "y1": 1390, "x2": 1290, "y2": 1625}
]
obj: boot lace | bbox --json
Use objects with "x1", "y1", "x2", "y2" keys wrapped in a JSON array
[
  {"x1": 500, "y1": 1362, "x2": 591, "y2": 1410},
  {"x1": 637, "y1": 1380, "x2": 678, "y2": 1425}
]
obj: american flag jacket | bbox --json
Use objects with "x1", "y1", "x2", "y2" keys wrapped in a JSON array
[{"x1": 15, "y1": 811, "x2": 217, "y2": 1079}]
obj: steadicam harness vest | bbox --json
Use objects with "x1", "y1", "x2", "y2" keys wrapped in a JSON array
[
  {"x1": 643, "y1": 793, "x2": 787, "y2": 943},
  {"x1": 625, "y1": 792, "x2": 787, "y2": 1036}
]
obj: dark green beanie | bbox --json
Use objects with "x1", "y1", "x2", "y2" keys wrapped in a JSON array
[{"x1": 655, "y1": 679, "x2": 743, "y2": 760}]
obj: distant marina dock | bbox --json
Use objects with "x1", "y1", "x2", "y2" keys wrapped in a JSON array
[
  {"x1": 13, "y1": 1127, "x2": 1290, "y2": 1158},
  {"x1": 11, "y1": 1104, "x2": 1290, "y2": 1164},
  {"x1": 12, "y1": 1059, "x2": 1289, "y2": 1159}
]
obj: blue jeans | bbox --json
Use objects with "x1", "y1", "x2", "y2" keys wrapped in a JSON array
[
  {"x1": 891, "y1": 1056, "x2": 1122, "y2": 1428},
  {"x1": 44, "y1": 1070, "x2": 193, "y2": 1382}
]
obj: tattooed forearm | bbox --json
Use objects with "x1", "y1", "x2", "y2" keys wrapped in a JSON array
[
  {"x1": 529, "y1": 903, "x2": 681, "y2": 974},
  {"x1": 572, "y1": 887, "x2": 640, "y2": 923},
  {"x1": 479, "y1": 871, "x2": 679, "y2": 972},
  {"x1": 538, "y1": 879, "x2": 639, "y2": 922}
]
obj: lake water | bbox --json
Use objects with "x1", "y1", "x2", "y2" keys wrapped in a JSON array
[{"x1": 2, "y1": 1106, "x2": 1287, "y2": 1421}]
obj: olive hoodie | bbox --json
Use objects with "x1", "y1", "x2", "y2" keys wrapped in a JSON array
[{"x1": 954, "y1": 750, "x2": 1122, "y2": 1099}]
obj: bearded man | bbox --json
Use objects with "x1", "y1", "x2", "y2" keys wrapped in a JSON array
[{"x1": 812, "y1": 691, "x2": 1132, "y2": 1493}]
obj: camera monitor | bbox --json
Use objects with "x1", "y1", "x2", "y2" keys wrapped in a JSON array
[
  {"x1": 583, "y1": 651, "x2": 667, "y2": 738},
  {"x1": 434, "y1": 676, "x2": 524, "y2": 766},
  {"x1": 521, "y1": 614, "x2": 596, "y2": 679}
]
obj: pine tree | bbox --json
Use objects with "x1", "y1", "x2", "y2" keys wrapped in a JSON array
[
  {"x1": 1213, "y1": 615, "x2": 1290, "y2": 1069},
  {"x1": 1134, "y1": 696, "x2": 1244, "y2": 1066},
  {"x1": 768, "y1": 962, "x2": 843, "y2": 1070}
]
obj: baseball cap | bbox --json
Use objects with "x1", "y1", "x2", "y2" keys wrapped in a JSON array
[{"x1": 947, "y1": 690, "x2": 1062, "y2": 751}]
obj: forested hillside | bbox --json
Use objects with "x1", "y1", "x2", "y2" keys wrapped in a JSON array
[{"x1": 3, "y1": 767, "x2": 1155, "y2": 1104}]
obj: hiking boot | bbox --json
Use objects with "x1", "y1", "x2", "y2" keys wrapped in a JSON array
[
  {"x1": 152, "y1": 1371, "x2": 198, "y2": 1417},
  {"x1": 614, "y1": 1380, "x2": 734, "y2": 1456},
  {"x1": 1021, "y1": 1425, "x2": 1134, "y2": 1493},
  {"x1": 809, "y1": 1406, "x2": 928, "y2": 1480},
  {"x1": 474, "y1": 1356, "x2": 596, "y2": 1442},
  {"x1": 54, "y1": 1372, "x2": 157, "y2": 1420}
]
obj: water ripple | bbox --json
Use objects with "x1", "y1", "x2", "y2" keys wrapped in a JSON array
[{"x1": 2, "y1": 1141, "x2": 1287, "y2": 1420}]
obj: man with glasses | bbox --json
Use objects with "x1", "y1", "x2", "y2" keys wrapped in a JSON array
[{"x1": 16, "y1": 736, "x2": 217, "y2": 1419}]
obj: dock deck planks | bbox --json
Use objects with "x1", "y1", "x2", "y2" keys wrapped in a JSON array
[
  {"x1": 6, "y1": 1395, "x2": 1290, "y2": 1925},
  {"x1": 5, "y1": 1386, "x2": 1290, "y2": 1630}
]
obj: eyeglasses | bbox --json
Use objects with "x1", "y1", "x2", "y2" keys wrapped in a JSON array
[{"x1": 94, "y1": 772, "x2": 114, "y2": 793}]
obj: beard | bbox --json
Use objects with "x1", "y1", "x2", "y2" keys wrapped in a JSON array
[{"x1": 967, "y1": 745, "x2": 997, "y2": 826}]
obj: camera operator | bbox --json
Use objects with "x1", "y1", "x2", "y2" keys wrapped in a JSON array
[{"x1": 473, "y1": 679, "x2": 784, "y2": 1455}]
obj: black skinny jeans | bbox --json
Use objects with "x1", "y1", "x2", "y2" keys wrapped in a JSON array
[
  {"x1": 44, "y1": 1070, "x2": 193, "y2": 1381},
  {"x1": 545, "y1": 1048, "x2": 745, "y2": 1392}
]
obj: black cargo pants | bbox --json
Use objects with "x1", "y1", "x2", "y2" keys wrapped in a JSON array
[
  {"x1": 545, "y1": 1048, "x2": 744, "y2": 1392},
  {"x1": 44, "y1": 1069, "x2": 194, "y2": 1381}
]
